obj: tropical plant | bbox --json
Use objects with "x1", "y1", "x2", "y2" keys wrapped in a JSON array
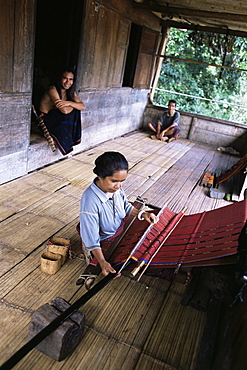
[{"x1": 153, "y1": 28, "x2": 247, "y2": 124}]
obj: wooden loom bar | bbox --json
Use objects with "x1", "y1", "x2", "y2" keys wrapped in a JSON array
[
  {"x1": 0, "y1": 268, "x2": 123, "y2": 370},
  {"x1": 117, "y1": 204, "x2": 167, "y2": 273},
  {"x1": 136, "y1": 207, "x2": 187, "y2": 281},
  {"x1": 174, "y1": 210, "x2": 206, "y2": 274}
]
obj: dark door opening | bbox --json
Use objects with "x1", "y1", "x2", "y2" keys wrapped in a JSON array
[
  {"x1": 122, "y1": 23, "x2": 142, "y2": 87},
  {"x1": 31, "y1": 0, "x2": 84, "y2": 140}
]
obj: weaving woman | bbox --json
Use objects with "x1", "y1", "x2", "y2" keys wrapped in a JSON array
[
  {"x1": 76, "y1": 151, "x2": 158, "y2": 285},
  {"x1": 39, "y1": 66, "x2": 85, "y2": 155}
]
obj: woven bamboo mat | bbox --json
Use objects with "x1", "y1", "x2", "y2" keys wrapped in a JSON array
[
  {"x1": 124, "y1": 175, "x2": 156, "y2": 202},
  {"x1": 73, "y1": 147, "x2": 105, "y2": 165},
  {"x1": 0, "y1": 132, "x2": 238, "y2": 370},
  {"x1": 0, "y1": 303, "x2": 31, "y2": 363},
  {"x1": 96, "y1": 143, "x2": 150, "y2": 166},
  {"x1": 140, "y1": 287, "x2": 206, "y2": 369},
  {"x1": 129, "y1": 161, "x2": 161, "y2": 179},
  {"x1": 118, "y1": 135, "x2": 163, "y2": 153},
  {"x1": 0, "y1": 172, "x2": 70, "y2": 222},
  {"x1": 26, "y1": 192, "x2": 80, "y2": 224},
  {"x1": 0, "y1": 245, "x2": 27, "y2": 277},
  {"x1": 0, "y1": 183, "x2": 47, "y2": 216},
  {"x1": 1, "y1": 211, "x2": 64, "y2": 253},
  {"x1": 0, "y1": 204, "x2": 17, "y2": 222},
  {"x1": 141, "y1": 143, "x2": 233, "y2": 213},
  {"x1": 0, "y1": 248, "x2": 42, "y2": 295},
  {"x1": 55, "y1": 182, "x2": 87, "y2": 199},
  {"x1": 3, "y1": 259, "x2": 83, "y2": 311},
  {"x1": 11, "y1": 278, "x2": 203, "y2": 370},
  {"x1": 0, "y1": 263, "x2": 84, "y2": 367},
  {"x1": 20, "y1": 172, "x2": 70, "y2": 192},
  {"x1": 0, "y1": 219, "x2": 83, "y2": 293},
  {"x1": 0, "y1": 172, "x2": 69, "y2": 200},
  {"x1": 79, "y1": 277, "x2": 169, "y2": 344},
  {"x1": 39, "y1": 158, "x2": 92, "y2": 181}
]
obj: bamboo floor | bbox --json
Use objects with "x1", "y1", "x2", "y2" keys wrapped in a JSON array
[{"x1": 0, "y1": 131, "x2": 241, "y2": 370}]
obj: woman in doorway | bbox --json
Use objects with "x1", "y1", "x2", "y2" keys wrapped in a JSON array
[
  {"x1": 76, "y1": 151, "x2": 158, "y2": 285},
  {"x1": 39, "y1": 66, "x2": 85, "y2": 155}
]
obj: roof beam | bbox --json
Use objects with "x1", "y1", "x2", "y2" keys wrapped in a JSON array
[
  {"x1": 133, "y1": 1, "x2": 247, "y2": 23},
  {"x1": 161, "y1": 20, "x2": 247, "y2": 38}
]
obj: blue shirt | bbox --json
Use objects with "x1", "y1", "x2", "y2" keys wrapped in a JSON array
[{"x1": 79, "y1": 181, "x2": 133, "y2": 252}]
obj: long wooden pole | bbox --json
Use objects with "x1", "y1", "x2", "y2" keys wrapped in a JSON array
[
  {"x1": 0, "y1": 266, "x2": 125, "y2": 370},
  {"x1": 0, "y1": 204, "x2": 185, "y2": 369},
  {"x1": 156, "y1": 54, "x2": 247, "y2": 73}
]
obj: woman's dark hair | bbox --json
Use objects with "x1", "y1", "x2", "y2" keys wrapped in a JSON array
[
  {"x1": 93, "y1": 152, "x2": 129, "y2": 178},
  {"x1": 55, "y1": 66, "x2": 77, "y2": 101}
]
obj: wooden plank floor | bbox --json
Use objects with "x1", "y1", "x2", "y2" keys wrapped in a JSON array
[{"x1": 0, "y1": 131, "x2": 241, "y2": 370}]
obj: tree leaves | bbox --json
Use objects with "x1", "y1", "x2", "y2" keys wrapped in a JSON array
[{"x1": 154, "y1": 28, "x2": 247, "y2": 123}]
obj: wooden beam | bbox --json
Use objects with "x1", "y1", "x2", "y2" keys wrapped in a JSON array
[
  {"x1": 161, "y1": 20, "x2": 247, "y2": 39},
  {"x1": 133, "y1": 1, "x2": 247, "y2": 23},
  {"x1": 160, "y1": 55, "x2": 247, "y2": 73}
]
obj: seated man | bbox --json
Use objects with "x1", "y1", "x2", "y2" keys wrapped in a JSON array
[
  {"x1": 39, "y1": 66, "x2": 85, "y2": 155},
  {"x1": 147, "y1": 99, "x2": 180, "y2": 142}
]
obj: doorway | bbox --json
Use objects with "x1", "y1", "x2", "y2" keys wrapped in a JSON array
[{"x1": 31, "y1": 0, "x2": 84, "y2": 141}]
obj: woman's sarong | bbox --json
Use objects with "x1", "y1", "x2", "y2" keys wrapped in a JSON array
[{"x1": 43, "y1": 109, "x2": 81, "y2": 155}]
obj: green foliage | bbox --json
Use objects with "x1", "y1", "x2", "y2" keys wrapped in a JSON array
[{"x1": 153, "y1": 28, "x2": 247, "y2": 124}]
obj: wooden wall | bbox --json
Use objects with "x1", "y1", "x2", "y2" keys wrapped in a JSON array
[
  {"x1": 77, "y1": 0, "x2": 160, "y2": 89},
  {"x1": 0, "y1": 0, "x2": 163, "y2": 185},
  {"x1": 5, "y1": 0, "x2": 246, "y2": 185},
  {"x1": 0, "y1": 0, "x2": 35, "y2": 183}
]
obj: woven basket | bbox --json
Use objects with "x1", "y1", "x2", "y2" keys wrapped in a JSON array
[
  {"x1": 40, "y1": 251, "x2": 62, "y2": 275},
  {"x1": 46, "y1": 237, "x2": 70, "y2": 265}
]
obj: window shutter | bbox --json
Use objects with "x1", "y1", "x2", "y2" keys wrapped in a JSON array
[{"x1": 133, "y1": 27, "x2": 160, "y2": 89}]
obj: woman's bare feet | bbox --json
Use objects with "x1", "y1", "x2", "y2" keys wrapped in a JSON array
[{"x1": 151, "y1": 135, "x2": 158, "y2": 140}]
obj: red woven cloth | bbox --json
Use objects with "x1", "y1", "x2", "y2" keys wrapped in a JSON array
[{"x1": 110, "y1": 200, "x2": 247, "y2": 269}]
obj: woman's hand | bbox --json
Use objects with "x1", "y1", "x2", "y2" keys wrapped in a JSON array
[
  {"x1": 99, "y1": 260, "x2": 116, "y2": 275},
  {"x1": 99, "y1": 260, "x2": 121, "y2": 279},
  {"x1": 142, "y1": 212, "x2": 159, "y2": 224},
  {"x1": 92, "y1": 249, "x2": 120, "y2": 278}
]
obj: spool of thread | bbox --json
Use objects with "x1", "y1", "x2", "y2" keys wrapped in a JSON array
[{"x1": 225, "y1": 194, "x2": 231, "y2": 201}]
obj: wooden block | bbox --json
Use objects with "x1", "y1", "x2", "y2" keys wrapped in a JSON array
[
  {"x1": 28, "y1": 297, "x2": 85, "y2": 361},
  {"x1": 200, "y1": 172, "x2": 211, "y2": 187},
  {"x1": 207, "y1": 173, "x2": 215, "y2": 188}
]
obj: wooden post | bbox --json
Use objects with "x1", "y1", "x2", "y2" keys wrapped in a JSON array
[{"x1": 188, "y1": 117, "x2": 198, "y2": 140}]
